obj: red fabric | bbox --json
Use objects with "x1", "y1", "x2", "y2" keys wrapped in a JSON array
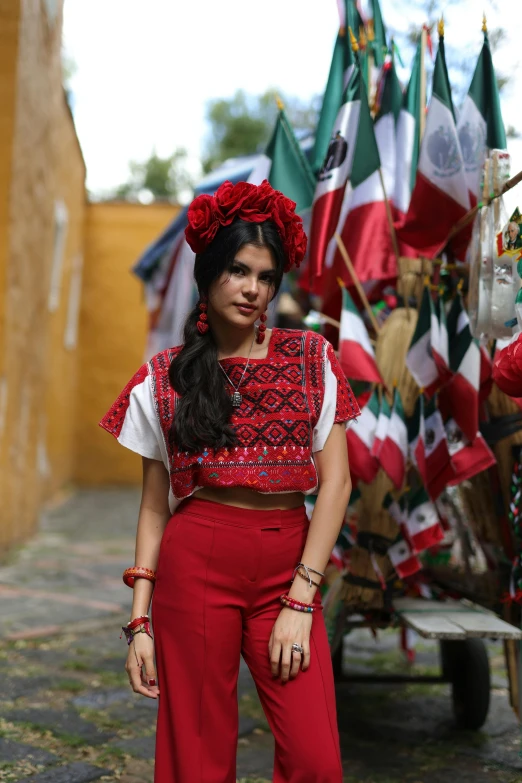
[
  {"x1": 493, "y1": 335, "x2": 522, "y2": 398},
  {"x1": 308, "y1": 188, "x2": 345, "y2": 283},
  {"x1": 152, "y1": 497, "x2": 343, "y2": 783},
  {"x1": 339, "y1": 340, "x2": 382, "y2": 384},
  {"x1": 98, "y1": 364, "x2": 149, "y2": 438}
]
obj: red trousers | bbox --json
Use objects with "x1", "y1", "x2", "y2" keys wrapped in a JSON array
[{"x1": 152, "y1": 497, "x2": 343, "y2": 783}]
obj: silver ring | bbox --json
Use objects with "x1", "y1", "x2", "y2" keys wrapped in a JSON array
[{"x1": 291, "y1": 643, "x2": 304, "y2": 654}]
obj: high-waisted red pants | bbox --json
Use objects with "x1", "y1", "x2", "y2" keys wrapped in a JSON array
[{"x1": 152, "y1": 497, "x2": 343, "y2": 783}]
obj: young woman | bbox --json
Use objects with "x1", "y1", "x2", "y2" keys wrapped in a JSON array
[{"x1": 100, "y1": 180, "x2": 359, "y2": 783}]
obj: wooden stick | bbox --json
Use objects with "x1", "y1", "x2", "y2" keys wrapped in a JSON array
[
  {"x1": 419, "y1": 26, "x2": 427, "y2": 141},
  {"x1": 334, "y1": 232, "x2": 381, "y2": 334},
  {"x1": 442, "y1": 168, "x2": 522, "y2": 249},
  {"x1": 318, "y1": 312, "x2": 341, "y2": 329}
]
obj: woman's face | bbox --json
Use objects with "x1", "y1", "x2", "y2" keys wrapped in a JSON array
[{"x1": 208, "y1": 243, "x2": 277, "y2": 329}]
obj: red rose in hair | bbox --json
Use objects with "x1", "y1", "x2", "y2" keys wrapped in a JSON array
[
  {"x1": 493, "y1": 335, "x2": 522, "y2": 397},
  {"x1": 185, "y1": 194, "x2": 220, "y2": 253},
  {"x1": 215, "y1": 181, "x2": 254, "y2": 224}
]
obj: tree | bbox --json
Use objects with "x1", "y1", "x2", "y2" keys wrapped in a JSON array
[
  {"x1": 202, "y1": 89, "x2": 319, "y2": 174},
  {"x1": 114, "y1": 149, "x2": 193, "y2": 202}
]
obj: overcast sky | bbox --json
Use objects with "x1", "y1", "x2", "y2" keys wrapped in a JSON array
[{"x1": 63, "y1": 0, "x2": 522, "y2": 213}]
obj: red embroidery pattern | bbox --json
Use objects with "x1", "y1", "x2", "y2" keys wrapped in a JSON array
[
  {"x1": 99, "y1": 364, "x2": 149, "y2": 438},
  {"x1": 147, "y1": 329, "x2": 359, "y2": 500}
]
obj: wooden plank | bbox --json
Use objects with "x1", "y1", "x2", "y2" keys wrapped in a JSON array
[
  {"x1": 442, "y1": 611, "x2": 522, "y2": 639},
  {"x1": 393, "y1": 598, "x2": 493, "y2": 614},
  {"x1": 398, "y1": 612, "x2": 467, "y2": 640}
]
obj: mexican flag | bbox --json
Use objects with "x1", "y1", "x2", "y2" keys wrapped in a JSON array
[
  {"x1": 249, "y1": 106, "x2": 316, "y2": 214},
  {"x1": 307, "y1": 61, "x2": 365, "y2": 284},
  {"x1": 404, "y1": 487, "x2": 445, "y2": 553},
  {"x1": 405, "y1": 287, "x2": 440, "y2": 397},
  {"x1": 310, "y1": 28, "x2": 348, "y2": 176},
  {"x1": 374, "y1": 55, "x2": 402, "y2": 208},
  {"x1": 388, "y1": 533, "x2": 422, "y2": 578},
  {"x1": 371, "y1": 394, "x2": 391, "y2": 458},
  {"x1": 346, "y1": 389, "x2": 380, "y2": 483},
  {"x1": 445, "y1": 294, "x2": 481, "y2": 443},
  {"x1": 456, "y1": 24, "x2": 507, "y2": 204},
  {"x1": 394, "y1": 37, "x2": 423, "y2": 219},
  {"x1": 431, "y1": 296, "x2": 451, "y2": 385},
  {"x1": 408, "y1": 394, "x2": 454, "y2": 501},
  {"x1": 339, "y1": 287, "x2": 383, "y2": 383},
  {"x1": 445, "y1": 417, "x2": 496, "y2": 485},
  {"x1": 369, "y1": 0, "x2": 387, "y2": 67},
  {"x1": 379, "y1": 388, "x2": 408, "y2": 489},
  {"x1": 397, "y1": 26, "x2": 470, "y2": 260}
]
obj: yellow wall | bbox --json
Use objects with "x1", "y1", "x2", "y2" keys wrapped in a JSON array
[
  {"x1": 0, "y1": 0, "x2": 87, "y2": 551},
  {"x1": 75, "y1": 202, "x2": 178, "y2": 487}
]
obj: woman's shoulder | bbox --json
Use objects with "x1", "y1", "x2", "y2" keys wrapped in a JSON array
[{"x1": 147, "y1": 345, "x2": 183, "y2": 372}]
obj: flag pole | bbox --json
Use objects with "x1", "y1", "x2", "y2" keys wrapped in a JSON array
[
  {"x1": 334, "y1": 233, "x2": 381, "y2": 334},
  {"x1": 419, "y1": 25, "x2": 427, "y2": 141},
  {"x1": 319, "y1": 312, "x2": 341, "y2": 329}
]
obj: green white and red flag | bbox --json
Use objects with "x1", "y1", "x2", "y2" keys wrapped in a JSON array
[
  {"x1": 388, "y1": 532, "x2": 422, "y2": 578},
  {"x1": 444, "y1": 417, "x2": 496, "y2": 485},
  {"x1": 307, "y1": 61, "x2": 366, "y2": 285},
  {"x1": 397, "y1": 28, "x2": 470, "y2": 261},
  {"x1": 445, "y1": 294, "x2": 481, "y2": 443},
  {"x1": 371, "y1": 394, "x2": 391, "y2": 458},
  {"x1": 310, "y1": 28, "x2": 348, "y2": 176},
  {"x1": 405, "y1": 287, "x2": 440, "y2": 397},
  {"x1": 369, "y1": 0, "x2": 387, "y2": 67},
  {"x1": 408, "y1": 394, "x2": 454, "y2": 501},
  {"x1": 346, "y1": 389, "x2": 380, "y2": 483},
  {"x1": 404, "y1": 486, "x2": 444, "y2": 552},
  {"x1": 374, "y1": 54, "x2": 402, "y2": 211},
  {"x1": 394, "y1": 37, "x2": 423, "y2": 220},
  {"x1": 457, "y1": 24, "x2": 507, "y2": 205},
  {"x1": 379, "y1": 388, "x2": 408, "y2": 489},
  {"x1": 339, "y1": 287, "x2": 383, "y2": 383},
  {"x1": 431, "y1": 296, "x2": 451, "y2": 385}
]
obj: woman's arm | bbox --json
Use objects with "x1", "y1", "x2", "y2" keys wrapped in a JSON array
[
  {"x1": 269, "y1": 423, "x2": 351, "y2": 682},
  {"x1": 288, "y1": 422, "x2": 351, "y2": 606},
  {"x1": 125, "y1": 457, "x2": 171, "y2": 699}
]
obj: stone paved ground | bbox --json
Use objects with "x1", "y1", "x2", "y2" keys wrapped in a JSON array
[{"x1": 0, "y1": 488, "x2": 522, "y2": 782}]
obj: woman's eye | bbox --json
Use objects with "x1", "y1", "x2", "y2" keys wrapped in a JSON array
[{"x1": 231, "y1": 266, "x2": 245, "y2": 276}]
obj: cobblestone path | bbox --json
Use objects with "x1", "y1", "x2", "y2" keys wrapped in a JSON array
[{"x1": 0, "y1": 489, "x2": 521, "y2": 782}]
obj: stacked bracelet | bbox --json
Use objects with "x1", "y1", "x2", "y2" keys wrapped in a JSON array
[
  {"x1": 293, "y1": 567, "x2": 321, "y2": 589},
  {"x1": 120, "y1": 616, "x2": 154, "y2": 645},
  {"x1": 122, "y1": 567, "x2": 156, "y2": 588},
  {"x1": 292, "y1": 562, "x2": 324, "y2": 589},
  {"x1": 280, "y1": 593, "x2": 321, "y2": 614}
]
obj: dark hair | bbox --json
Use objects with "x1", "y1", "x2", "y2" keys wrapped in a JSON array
[{"x1": 168, "y1": 219, "x2": 286, "y2": 454}]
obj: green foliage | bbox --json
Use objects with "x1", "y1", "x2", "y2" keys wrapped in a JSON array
[
  {"x1": 114, "y1": 148, "x2": 193, "y2": 202},
  {"x1": 202, "y1": 89, "x2": 319, "y2": 174}
]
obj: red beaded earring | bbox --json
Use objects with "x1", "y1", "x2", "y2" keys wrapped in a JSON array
[
  {"x1": 197, "y1": 298, "x2": 209, "y2": 334},
  {"x1": 256, "y1": 311, "x2": 267, "y2": 344}
]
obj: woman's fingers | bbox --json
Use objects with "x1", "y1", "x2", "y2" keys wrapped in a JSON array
[
  {"x1": 280, "y1": 644, "x2": 293, "y2": 683},
  {"x1": 289, "y1": 646, "x2": 302, "y2": 679},
  {"x1": 270, "y1": 638, "x2": 282, "y2": 677},
  {"x1": 125, "y1": 646, "x2": 159, "y2": 699},
  {"x1": 301, "y1": 639, "x2": 311, "y2": 671},
  {"x1": 141, "y1": 654, "x2": 160, "y2": 697}
]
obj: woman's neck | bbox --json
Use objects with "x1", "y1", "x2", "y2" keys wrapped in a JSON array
[{"x1": 212, "y1": 320, "x2": 257, "y2": 360}]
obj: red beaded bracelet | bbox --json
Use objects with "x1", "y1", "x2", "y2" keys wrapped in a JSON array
[
  {"x1": 126, "y1": 615, "x2": 149, "y2": 631},
  {"x1": 280, "y1": 593, "x2": 321, "y2": 614},
  {"x1": 122, "y1": 567, "x2": 156, "y2": 588}
]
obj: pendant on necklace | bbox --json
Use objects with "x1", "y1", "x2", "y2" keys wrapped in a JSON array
[{"x1": 231, "y1": 391, "x2": 242, "y2": 407}]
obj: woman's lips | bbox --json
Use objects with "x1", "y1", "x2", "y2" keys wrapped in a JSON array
[{"x1": 235, "y1": 304, "x2": 256, "y2": 315}]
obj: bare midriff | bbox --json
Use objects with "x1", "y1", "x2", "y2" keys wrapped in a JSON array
[{"x1": 193, "y1": 486, "x2": 305, "y2": 510}]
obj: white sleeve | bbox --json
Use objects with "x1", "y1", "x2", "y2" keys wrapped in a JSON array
[
  {"x1": 117, "y1": 375, "x2": 167, "y2": 465},
  {"x1": 312, "y1": 357, "x2": 354, "y2": 452}
]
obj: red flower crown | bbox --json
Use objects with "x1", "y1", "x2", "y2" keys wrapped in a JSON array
[{"x1": 184, "y1": 180, "x2": 307, "y2": 273}]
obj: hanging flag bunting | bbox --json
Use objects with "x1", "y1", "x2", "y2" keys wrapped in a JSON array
[
  {"x1": 456, "y1": 15, "x2": 507, "y2": 204},
  {"x1": 374, "y1": 55, "x2": 402, "y2": 208},
  {"x1": 445, "y1": 418, "x2": 496, "y2": 485},
  {"x1": 394, "y1": 37, "x2": 423, "y2": 220},
  {"x1": 338, "y1": 286, "x2": 383, "y2": 383},
  {"x1": 371, "y1": 394, "x2": 391, "y2": 458},
  {"x1": 404, "y1": 486, "x2": 445, "y2": 552},
  {"x1": 379, "y1": 388, "x2": 408, "y2": 489},
  {"x1": 347, "y1": 389, "x2": 380, "y2": 483},
  {"x1": 397, "y1": 19, "x2": 470, "y2": 261},
  {"x1": 406, "y1": 287, "x2": 440, "y2": 397},
  {"x1": 445, "y1": 293, "x2": 481, "y2": 442}
]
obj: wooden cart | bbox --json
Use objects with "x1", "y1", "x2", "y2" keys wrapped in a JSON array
[{"x1": 330, "y1": 597, "x2": 522, "y2": 730}]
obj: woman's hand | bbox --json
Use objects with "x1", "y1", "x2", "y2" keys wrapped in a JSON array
[
  {"x1": 268, "y1": 607, "x2": 313, "y2": 683},
  {"x1": 125, "y1": 634, "x2": 160, "y2": 699}
]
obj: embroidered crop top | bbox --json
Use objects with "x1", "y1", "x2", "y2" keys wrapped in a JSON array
[{"x1": 99, "y1": 328, "x2": 360, "y2": 512}]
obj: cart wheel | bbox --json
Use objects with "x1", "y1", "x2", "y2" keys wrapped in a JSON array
[
  {"x1": 331, "y1": 636, "x2": 343, "y2": 679},
  {"x1": 440, "y1": 638, "x2": 490, "y2": 730}
]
